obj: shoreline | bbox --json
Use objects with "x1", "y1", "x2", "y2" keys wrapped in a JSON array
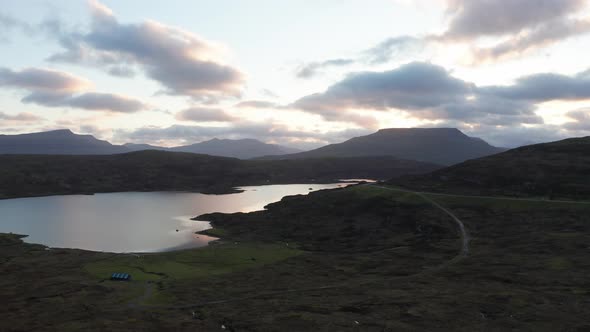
[
  {"x1": 1, "y1": 182, "x2": 362, "y2": 253},
  {"x1": 0, "y1": 178, "x2": 370, "y2": 201}
]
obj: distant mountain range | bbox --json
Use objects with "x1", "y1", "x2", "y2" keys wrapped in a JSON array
[
  {"x1": 0, "y1": 130, "x2": 301, "y2": 159},
  {"x1": 259, "y1": 128, "x2": 505, "y2": 165},
  {"x1": 0, "y1": 128, "x2": 504, "y2": 164},
  {"x1": 0, "y1": 130, "x2": 128, "y2": 155},
  {"x1": 393, "y1": 136, "x2": 590, "y2": 199},
  {"x1": 125, "y1": 138, "x2": 301, "y2": 159}
]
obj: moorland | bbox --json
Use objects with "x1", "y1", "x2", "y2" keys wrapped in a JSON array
[{"x1": 2, "y1": 135, "x2": 590, "y2": 331}]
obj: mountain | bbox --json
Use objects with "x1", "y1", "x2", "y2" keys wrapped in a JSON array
[
  {"x1": 393, "y1": 136, "x2": 590, "y2": 199},
  {"x1": 123, "y1": 143, "x2": 167, "y2": 152},
  {"x1": 0, "y1": 130, "x2": 301, "y2": 159},
  {"x1": 170, "y1": 138, "x2": 302, "y2": 159},
  {"x1": 0, "y1": 151, "x2": 440, "y2": 199},
  {"x1": 0, "y1": 129, "x2": 128, "y2": 155},
  {"x1": 259, "y1": 128, "x2": 505, "y2": 165}
]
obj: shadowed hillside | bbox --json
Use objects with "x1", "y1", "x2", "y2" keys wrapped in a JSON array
[
  {"x1": 0, "y1": 150, "x2": 439, "y2": 199},
  {"x1": 392, "y1": 136, "x2": 590, "y2": 199}
]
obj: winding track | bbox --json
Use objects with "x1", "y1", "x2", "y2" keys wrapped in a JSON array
[
  {"x1": 129, "y1": 185, "x2": 590, "y2": 310},
  {"x1": 416, "y1": 191, "x2": 590, "y2": 205},
  {"x1": 130, "y1": 184, "x2": 472, "y2": 310},
  {"x1": 371, "y1": 185, "x2": 470, "y2": 258}
]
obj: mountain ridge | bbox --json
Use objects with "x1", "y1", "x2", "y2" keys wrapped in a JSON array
[
  {"x1": 259, "y1": 128, "x2": 505, "y2": 165},
  {"x1": 0, "y1": 150, "x2": 440, "y2": 199},
  {"x1": 391, "y1": 135, "x2": 590, "y2": 199},
  {"x1": 0, "y1": 129, "x2": 301, "y2": 159},
  {"x1": 0, "y1": 129, "x2": 128, "y2": 155}
]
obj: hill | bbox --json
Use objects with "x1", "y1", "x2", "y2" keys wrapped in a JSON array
[
  {"x1": 123, "y1": 143, "x2": 165, "y2": 151},
  {"x1": 0, "y1": 129, "x2": 128, "y2": 155},
  {"x1": 392, "y1": 136, "x2": 590, "y2": 199},
  {"x1": 4, "y1": 182, "x2": 588, "y2": 330},
  {"x1": 0, "y1": 129, "x2": 302, "y2": 159},
  {"x1": 259, "y1": 128, "x2": 504, "y2": 165},
  {"x1": 0, "y1": 150, "x2": 439, "y2": 199},
  {"x1": 170, "y1": 138, "x2": 302, "y2": 159}
]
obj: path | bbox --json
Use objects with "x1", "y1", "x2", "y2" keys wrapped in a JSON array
[
  {"x1": 371, "y1": 185, "x2": 470, "y2": 258},
  {"x1": 131, "y1": 185, "x2": 472, "y2": 310}
]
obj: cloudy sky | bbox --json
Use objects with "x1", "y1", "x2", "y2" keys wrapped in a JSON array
[{"x1": 1, "y1": 0, "x2": 589, "y2": 148}]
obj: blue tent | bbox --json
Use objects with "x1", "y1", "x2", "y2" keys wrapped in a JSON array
[{"x1": 110, "y1": 272, "x2": 132, "y2": 281}]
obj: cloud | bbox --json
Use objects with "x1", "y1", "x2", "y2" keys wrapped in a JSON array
[
  {"x1": 235, "y1": 99, "x2": 378, "y2": 128},
  {"x1": 442, "y1": 0, "x2": 590, "y2": 62},
  {"x1": 291, "y1": 61, "x2": 590, "y2": 129},
  {"x1": 107, "y1": 65, "x2": 136, "y2": 78},
  {"x1": 260, "y1": 89, "x2": 279, "y2": 99},
  {"x1": 47, "y1": 1, "x2": 244, "y2": 99},
  {"x1": 0, "y1": 67, "x2": 145, "y2": 113},
  {"x1": 0, "y1": 67, "x2": 91, "y2": 92},
  {"x1": 235, "y1": 100, "x2": 279, "y2": 108},
  {"x1": 66, "y1": 93, "x2": 145, "y2": 112},
  {"x1": 426, "y1": 95, "x2": 543, "y2": 125},
  {"x1": 330, "y1": 113, "x2": 379, "y2": 129},
  {"x1": 175, "y1": 107, "x2": 236, "y2": 122},
  {"x1": 444, "y1": 0, "x2": 586, "y2": 39},
  {"x1": 482, "y1": 68, "x2": 590, "y2": 102},
  {"x1": 287, "y1": 59, "x2": 589, "y2": 146},
  {"x1": 458, "y1": 123, "x2": 572, "y2": 147},
  {"x1": 364, "y1": 36, "x2": 427, "y2": 64},
  {"x1": 296, "y1": 58, "x2": 355, "y2": 79},
  {"x1": 0, "y1": 112, "x2": 44, "y2": 125},
  {"x1": 114, "y1": 123, "x2": 374, "y2": 150},
  {"x1": 361, "y1": 0, "x2": 590, "y2": 65},
  {"x1": 293, "y1": 37, "x2": 426, "y2": 79},
  {"x1": 293, "y1": 62, "x2": 473, "y2": 112},
  {"x1": 0, "y1": 13, "x2": 20, "y2": 29},
  {"x1": 472, "y1": 18, "x2": 590, "y2": 61},
  {"x1": 0, "y1": 13, "x2": 34, "y2": 40},
  {"x1": 564, "y1": 108, "x2": 590, "y2": 130},
  {"x1": 21, "y1": 91, "x2": 146, "y2": 113},
  {"x1": 294, "y1": 1, "x2": 588, "y2": 77}
]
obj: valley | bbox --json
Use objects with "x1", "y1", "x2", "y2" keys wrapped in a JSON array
[
  {"x1": 2, "y1": 183, "x2": 590, "y2": 331},
  {"x1": 1, "y1": 133, "x2": 589, "y2": 331},
  {"x1": 2, "y1": 1, "x2": 589, "y2": 330}
]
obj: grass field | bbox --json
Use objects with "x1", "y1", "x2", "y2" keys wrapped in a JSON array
[
  {"x1": 364, "y1": 183, "x2": 590, "y2": 210},
  {"x1": 3, "y1": 184, "x2": 590, "y2": 331},
  {"x1": 85, "y1": 242, "x2": 303, "y2": 281}
]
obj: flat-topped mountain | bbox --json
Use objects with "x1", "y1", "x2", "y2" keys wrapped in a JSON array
[
  {"x1": 393, "y1": 136, "x2": 590, "y2": 199},
  {"x1": 0, "y1": 129, "x2": 128, "y2": 155},
  {"x1": 259, "y1": 128, "x2": 505, "y2": 165},
  {"x1": 0, "y1": 130, "x2": 301, "y2": 159}
]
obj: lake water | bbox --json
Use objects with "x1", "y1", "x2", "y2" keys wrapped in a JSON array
[{"x1": 0, "y1": 183, "x2": 351, "y2": 253}]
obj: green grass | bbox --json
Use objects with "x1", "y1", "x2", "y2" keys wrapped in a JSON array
[
  {"x1": 84, "y1": 242, "x2": 303, "y2": 281},
  {"x1": 424, "y1": 193, "x2": 590, "y2": 211},
  {"x1": 142, "y1": 285, "x2": 177, "y2": 306},
  {"x1": 83, "y1": 262, "x2": 164, "y2": 281},
  {"x1": 198, "y1": 227, "x2": 228, "y2": 237},
  {"x1": 359, "y1": 184, "x2": 590, "y2": 211}
]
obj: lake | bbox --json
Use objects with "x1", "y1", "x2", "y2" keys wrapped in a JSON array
[{"x1": 0, "y1": 183, "x2": 351, "y2": 253}]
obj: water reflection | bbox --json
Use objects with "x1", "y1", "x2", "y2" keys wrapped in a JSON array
[{"x1": 0, "y1": 183, "x2": 351, "y2": 253}]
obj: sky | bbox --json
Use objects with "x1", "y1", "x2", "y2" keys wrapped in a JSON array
[{"x1": 0, "y1": 0, "x2": 589, "y2": 149}]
